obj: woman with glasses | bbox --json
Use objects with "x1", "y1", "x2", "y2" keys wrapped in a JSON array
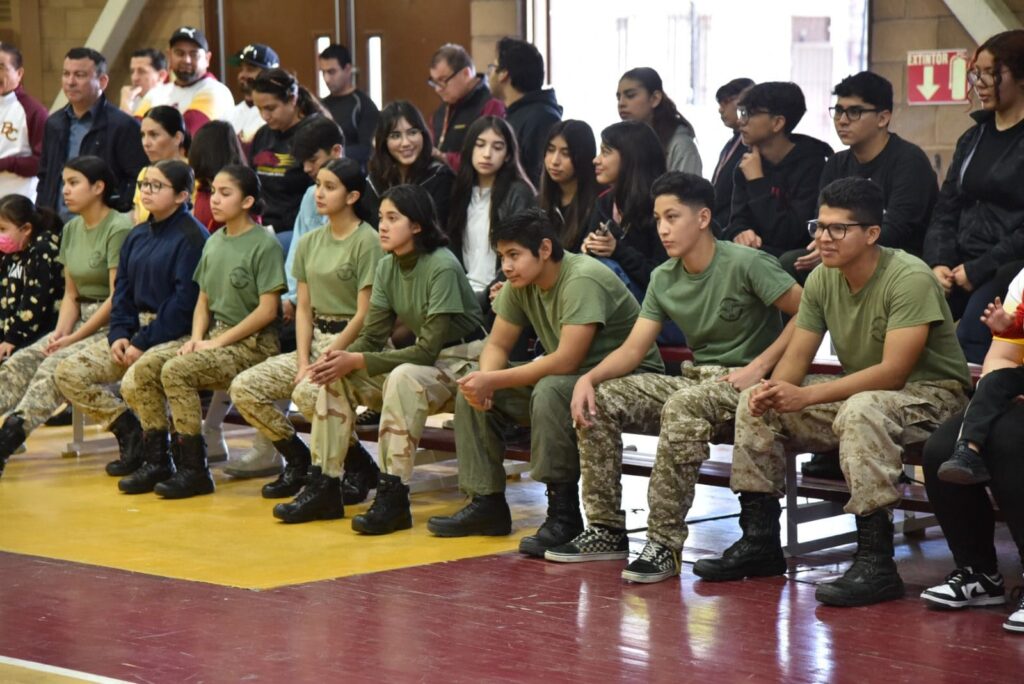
[
  {"x1": 616, "y1": 67, "x2": 702, "y2": 175},
  {"x1": 925, "y1": 30, "x2": 1024, "y2": 363},
  {"x1": 360, "y1": 100, "x2": 455, "y2": 229},
  {"x1": 55, "y1": 159, "x2": 208, "y2": 481}
]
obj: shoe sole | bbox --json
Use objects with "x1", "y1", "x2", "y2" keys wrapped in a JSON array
[
  {"x1": 427, "y1": 523, "x2": 511, "y2": 537},
  {"x1": 224, "y1": 466, "x2": 284, "y2": 479},
  {"x1": 621, "y1": 568, "x2": 679, "y2": 584},
  {"x1": 816, "y1": 582, "x2": 905, "y2": 607},
  {"x1": 352, "y1": 515, "x2": 413, "y2": 535},
  {"x1": 919, "y1": 591, "x2": 1006, "y2": 609},
  {"x1": 692, "y1": 559, "x2": 787, "y2": 582},
  {"x1": 156, "y1": 486, "x2": 215, "y2": 499},
  {"x1": 937, "y1": 464, "x2": 991, "y2": 485},
  {"x1": 544, "y1": 550, "x2": 629, "y2": 563},
  {"x1": 274, "y1": 510, "x2": 345, "y2": 524},
  {"x1": 261, "y1": 486, "x2": 304, "y2": 499},
  {"x1": 1003, "y1": 620, "x2": 1024, "y2": 633}
]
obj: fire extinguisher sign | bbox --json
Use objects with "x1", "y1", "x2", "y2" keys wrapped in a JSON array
[{"x1": 907, "y1": 49, "x2": 970, "y2": 105}]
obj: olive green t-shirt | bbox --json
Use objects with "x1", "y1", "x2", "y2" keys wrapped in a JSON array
[
  {"x1": 494, "y1": 252, "x2": 664, "y2": 373},
  {"x1": 57, "y1": 210, "x2": 133, "y2": 301},
  {"x1": 292, "y1": 222, "x2": 383, "y2": 316},
  {"x1": 797, "y1": 247, "x2": 971, "y2": 390},
  {"x1": 193, "y1": 225, "x2": 287, "y2": 326},
  {"x1": 640, "y1": 241, "x2": 795, "y2": 367}
]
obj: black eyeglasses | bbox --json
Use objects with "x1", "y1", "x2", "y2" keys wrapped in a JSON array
[
  {"x1": 736, "y1": 106, "x2": 770, "y2": 124},
  {"x1": 829, "y1": 105, "x2": 880, "y2": 122},
  {"x1": 967, "y1": 69, "x2": 1001, "y2": 87},
  {"x1": 137, "y1": 179, "x2": 168, "y2": 193},
  {"x1": 427, "y1": 71, "x2": 457, "y2": 90},
  {"x1": 807, "y1": 220, "x2": 869, "y2": 240}
]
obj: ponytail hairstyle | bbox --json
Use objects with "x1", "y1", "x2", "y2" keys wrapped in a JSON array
[
  {"x1": 620, "y1": 67, "x2": 695, "y2": 150},
  {"x1": 448, "y1": 116, "x2": 534, "y2": 256},
  {"x1": 0, "y1": 194, "x2": 63, "y2": 239},
  {"x1": 252, "y1": 68, "x2": 330, "y2": 119},
  {"x1": 215, "y1": 164, "x2": 265, "y2": 217},
  {"x1": 152, "y1": 158, "x2": 196, "y2": 197},
  {"x1": 368, "y1": 100, "x2": 435, "y2": 190},
  {"x1": 64, "y1": 155, "x2": 117, "y2": 206},
  {"x1": 600, "y1": 121, "x2": 666, "y2": 232},
  {"x1": 537, "y1": 119, "x2": 599, "y2": 249},
  {"x1": 321, "y1": 157, "x2": 371, "y2": 223},
  {"x1": 143, "y1": 104, "x2": 191, "y2": 154},
  {"x1": 381, "y1": 184, "x2": 449, "y2": 253}
]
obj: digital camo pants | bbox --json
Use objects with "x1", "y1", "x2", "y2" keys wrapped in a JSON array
[
  {"x1": 121, "y1": 323, "x2": 280, "y2": 436},
  {"x1": 310, "y1": 341, "x2": 482, "y2": 480},
  {"x1": 576, "y1": 366, "x2": 739, "y2": 551},
  {"x1": 730, "y1": 376, "x2": 969, "y2": 516},
  {"x1": 0, "y1": 302, "x2": 104, "y2": 433}
]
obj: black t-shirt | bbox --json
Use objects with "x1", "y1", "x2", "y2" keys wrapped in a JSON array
[
  {"x1": 321, "y1": 90, "x2": 379, "y2": 170},
  {"x1": 248, "y1": 114, "x2": 318, "y2": 233},
  {"x1": 962, "y1": 117, "x2": 1024, "y2": 203}
]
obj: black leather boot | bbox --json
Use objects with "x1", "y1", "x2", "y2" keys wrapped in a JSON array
[
  {"x1": 154, "y1": 434, "x2": 215, "y2": 499},
  {"x1": 351, "y1": 473, "x2": 412, "y2": 535},
  {"x1": 262, "y1": 433, "x2": 312, "y2": 499},
  {"x1": 0, "y1": 413, "x2": 26, "y2": 478},
  {"x1": 273, "y1": 466, "x2": 344, "y2": 523},
  {"x1": 341, "y1": 440, "x2": 380, "y2": 505},
  {"x1": 518, "y1": 482, "x2": 585, "y2": 557},
  {"x1": 692, "y1": 493, "x2": 787, "y2": 581},
  {"x1": 118, "y1": 430, "x2": 175, "y2": 494},
  {"x1": 105, "y1": 410, "x2": 144, "y2": 476},
  {"x1": 426, "y1": 493, "x2": 512, "y2": 537},
  {"x1": 801, "y1": 450, "x2": 844, "y2": 480},
  {"x1": 815, "y1": 509, "x2": 905, "y2": 606}
]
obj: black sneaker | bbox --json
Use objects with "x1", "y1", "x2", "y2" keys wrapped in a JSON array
[
  {"x1": 621, "y1": 541, "x2": 681, "y2": 584},
  {"x1": 938, "y1": 440, "x2": 991, "y2": 485},
  {"x1": 920, "y1": 567, "x2": 1006, "y2": 609},
  {"x1": 1005, "y1": 586, "x2": 1024, "y2": 633},
  {"x1": 545, "y1": 526, "x2": 629, "y2": 563}
]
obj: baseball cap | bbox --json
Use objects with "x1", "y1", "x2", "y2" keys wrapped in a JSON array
[
  {"x1": 169, "y1": 26, "x2": 209, "y2": 51},
  {"x1": 229, "y1": 44, "x2": 280, "y2": 69}
]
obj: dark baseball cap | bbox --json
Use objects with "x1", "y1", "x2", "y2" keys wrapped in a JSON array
[
  {"x1": 169, "y1": 26, "x2": 209, "y2": 51},
  {"x1": 229, "y1": 43, "x2": 280, "y2": 69}
]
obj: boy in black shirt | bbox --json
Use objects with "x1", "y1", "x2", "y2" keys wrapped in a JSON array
[{"x1": 319, "y1": 44, "x2": 379, "y2": 173}]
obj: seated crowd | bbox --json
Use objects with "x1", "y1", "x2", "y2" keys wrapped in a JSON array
[{"x1": 1, "y1": 24, "x2": 1023, "y2": 635}]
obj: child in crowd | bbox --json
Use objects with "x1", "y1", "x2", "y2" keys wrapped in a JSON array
[
  {"x1": 616, "y1": 67, "x2": 701, "y2": 175},
  {"x1": 538, "y1": 119, "x2": 599, "y2": 252}
]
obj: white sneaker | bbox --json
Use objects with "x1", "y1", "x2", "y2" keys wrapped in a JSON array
[
  {"x1": 223, "y1": 432, "x2": 283, "y2": 478},
  {"x1": 920, "y1": 567, "x2": 1005, "y2": 609},
  {"x1": 1005, "y1": 586, "x2": 1024, "y2": 633}
]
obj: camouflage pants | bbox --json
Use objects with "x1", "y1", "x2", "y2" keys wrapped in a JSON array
[
  {"x1": 577, "y1": 366, "x2": 739, "y2": 551},
  {"x1": 229, "y1": 326, "x2": 336, "y2": 442},
  {"x1": 455, "y1": 373, "x2": 581, "y2": 496},
  {"x1": 54, "y1": 313, "x2": 183, "y2": 428},
  {"x1": 730, "y1": 375, "x2": 969, "y2": 515},
  {"x1": 0, "y1": 302, "x2": 105, "y2": 433},
  {"x1": 121, "y1": 322, "x2": 279, "y2": 435},
  {"x1": 311, "y1": 341, "x2": 483, "y2": 479}
]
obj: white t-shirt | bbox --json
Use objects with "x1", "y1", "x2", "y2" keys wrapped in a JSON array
[
  {"x1": 227, "y1": 100, "x2": 266, "y2": 144},
  {"x1": 131, "y1": 82, "x2": 173, "y2": 117},
  {"x1": 0, "y1": 90, "x2": 38, "y2": 199},
  {"x1": 463, "y1": 186, "x2": 496, "y2": 293},
  {"x1": 995, "y1": 268, "x2": 1024, "y2": 346},
  {"x1": 138, "y1": 73, "x2": 234, "y2": 134}
]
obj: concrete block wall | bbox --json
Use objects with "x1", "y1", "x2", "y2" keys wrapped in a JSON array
[{"x1": 470, "y1": 0, "x2": 519, "y2": 74}]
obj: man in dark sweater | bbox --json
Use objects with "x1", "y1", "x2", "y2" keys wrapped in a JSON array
[
  {"x1": 318, "y1": 43, "x2": 378, "y2": 173},
  {"x1": 711, "y1": 77, "x2": 754, "y2": 227},
  {"x1": 429, "y1": 43, "x2": 506, "y2": 171},
  {"x1": 722, "y1": 81, "x2": 832, "y2": 279},
  {"x1": 490, "y1": 37, "x2": 562, "y2": 186}
]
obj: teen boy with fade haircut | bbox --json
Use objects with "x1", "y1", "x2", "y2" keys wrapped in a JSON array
[
  {"x1": 720, "y1": 81, "x2": 832, "y2": 281},
  {"x1": 542, "y1": 172, "x2": 801, "y2": 583},
  {"x1": 427, "y1": 208, "x2": 664, "y2": 557},
  {"x1": 694, "y1": 177, "x2": 971, "y2": 608}
]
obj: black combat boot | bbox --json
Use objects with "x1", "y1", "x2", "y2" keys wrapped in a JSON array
[
  {"x1": 154, "y1": 434, "x2": 215, "y2": 499},
  {"x1": 118, "y1": 430, "x2": 175, "y2": 494},
  {"x1": 340, "y1": 440, "x2": 380, "y2": 505},
  {"x1": 351, "y1": 473, "x2": 412, "y2": 534},
  {"x1": 262, "y1": 433, "x2": 312, "y2": 499},
  {"x1": 0, "y1": 413, "x2": 26, "y2": 478},
  {"x1": 426, "y1": 493, "x2": 512, "y2": 537},
  {"x1": 815, "y1": 509, "x2": 905, "y2": 606},
  {"x1": 105, "y1": 410, "x2": 144, "y2": 476},
  {"x1": 801, "y1": 450, "x2": 844, "y2": 480},
  {"x1": 692, "y1": 492, "x2": 788, "y2": 581},
  {"x1": 518, "y1": 482, "x2": 585, "y2": 557},
  {"x1": 272, "y1": 466, "x2": 344, "y2": 523}
]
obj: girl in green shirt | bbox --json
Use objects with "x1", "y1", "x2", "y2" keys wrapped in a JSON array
[{"x1": 0, "y1": 156, "x2": 131, "y2": 478}]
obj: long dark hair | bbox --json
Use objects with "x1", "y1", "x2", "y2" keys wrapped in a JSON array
[
  {"x1": 538, "y1": 120, "x2": 599, "y2": 249},
  {"x1": 189, "y1": 120, "x2": 245, "y2": 191},
  {"x1": 368, "y1": 100, "x2": 436, "y2": 191},
  {"x1": 447, "y1": 116, "x2": 534, "y2": 253},
  {"x1": 0, "y1": 194, "x2": 63, "y2": 236},
  {"x1": 600, "y1": 121, "x2": 666, "y2": 232},
  {"x1": 620, "y1": 67, "x2": 695, "y2": 150},
  {"x1": 252, "y1": 68, "x2": 329, "y2": 119},
  {"x1": 152, "y1": 159, "x2": 195, "y2": 196},
  {"x1": 381, "y1": 184, "x2": 449, "y2": 253},
  {"x1": 64, "y1": 155, "x2": 117, "y2": 206},
  {"x1": 321, "y1": 157, "x2": 372, "y2": 223},
  {"x1": 972, "y1": 30, "x2": 1024, "y2": 107},
  {"x1": 215, "y1": 164, "x2": 265, "y2": 217},
  {"x1": 143, "y1": 105, "x2": 191, "y2": 154}
]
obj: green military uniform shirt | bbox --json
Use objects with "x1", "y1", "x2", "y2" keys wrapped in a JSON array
[
  {"x1": 291, "y1": 222, "x2": 383, "y2": 317},
  {"x1": 194, "y1": 225, "x2": 287, "y2": 326},
  {"x1": 57, "y1": 210, "x2": 133, "y2": 301}
]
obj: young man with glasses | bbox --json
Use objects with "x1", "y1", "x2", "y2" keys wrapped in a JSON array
[
  {"x1": 721, "y1": 82, "x2": 832, "y2": 272},
  {"x1": 695, "y1": 177, "x2": 971, "y2": 608},
  {"x1": 428, "y1": 43, "x2": 505, "y2": 171}
]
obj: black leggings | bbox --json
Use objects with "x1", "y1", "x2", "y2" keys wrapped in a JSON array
[{"x1": 923, "y1": 404, "x2": 1024, "y2": 574}]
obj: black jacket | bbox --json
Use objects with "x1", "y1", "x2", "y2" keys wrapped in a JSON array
[
  {"x1": 585, "y1": 190, "x2": 668, "y2": 292},
  {"x1": 249, "y1": 114, "x2": 320, "y2": 233},
  {"x1": 819, "y1": 133, "x2": 937, "y2": 257},
  {"x1": 711, "y1": 131, "x2": 744, "y2": 226},
  {"x1": 361, "y1": 161, "x2": 456, "y2": 229},
  {"x1": 37, "y1": 95, "x2": 147, "y2": 213},
  {"x1": 506, "y1": 89, "x2": 563, "y2": 187},
  {"x1": 723, "y1": 134, "x2": 833, "y2": 256},
  {"x1": 924, "y1": 110, "x2": 1024, "y2": 286},
  {"x1": 431, "y1": 77, "x2": 506, "y2": 170}
]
